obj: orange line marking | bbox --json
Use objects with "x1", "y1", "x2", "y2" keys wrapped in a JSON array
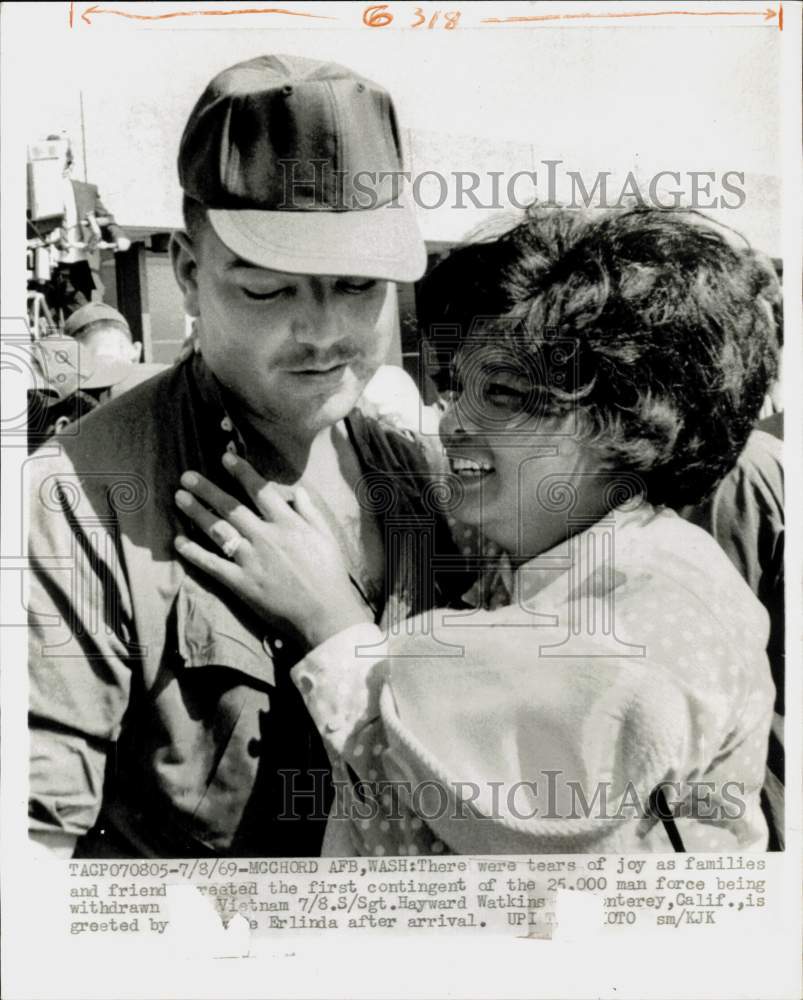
[
  {"x1": 80, "y1": 4, "x2": 336, "y2": 25},
  {"x1": 482, "y1": 7, "x2": 779, "y2": 25}
]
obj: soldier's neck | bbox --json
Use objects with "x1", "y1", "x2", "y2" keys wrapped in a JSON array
[{"x1": 238, "y1": 410, "x2": 353, "y2": 487}]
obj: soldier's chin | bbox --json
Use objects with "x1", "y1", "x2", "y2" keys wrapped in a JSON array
[{"x1": 302, "y1": 378, "x2": 366, "y2": 429}]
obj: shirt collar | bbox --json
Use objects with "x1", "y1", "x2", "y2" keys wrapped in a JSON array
[{"x1": 186, "y1": 350, "x2": 254, "y2": 465}]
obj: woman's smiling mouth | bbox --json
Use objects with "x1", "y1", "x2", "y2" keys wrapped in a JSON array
[{"x1": 448, "y1": 454, "x2": 495, "y2": 482}]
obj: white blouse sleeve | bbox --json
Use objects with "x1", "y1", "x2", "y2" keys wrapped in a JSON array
[
  {"x1": 291, "y1": 600, "x2": 772, "y2": 854},
  {"x1": 290, "y1": 624, "x2": 388, "y2": 758}
]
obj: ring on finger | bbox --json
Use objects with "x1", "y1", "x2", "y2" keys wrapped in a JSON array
[{"x1": 220, "y1": 533, "x2": 244, "y2": 559}]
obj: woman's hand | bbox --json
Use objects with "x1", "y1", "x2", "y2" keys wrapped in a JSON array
[{"x1": 173, "y1": 452, "x2": 372, "y2": 649}]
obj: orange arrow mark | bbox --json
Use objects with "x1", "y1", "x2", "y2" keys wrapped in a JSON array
[
  {"x1": 79, "y1": 4, "x2": 336, "y2": 25},
  {"x1": 482, "y1": 7, "x2": 780, "y2": 26}
]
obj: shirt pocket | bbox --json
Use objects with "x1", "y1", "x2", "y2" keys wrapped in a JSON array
[
  {"x1": 176, "y1": 573, "x2": 275, "y2": 687},
  {"x1": 157, "y1": 575, "x2": 277, "y2": 850}
]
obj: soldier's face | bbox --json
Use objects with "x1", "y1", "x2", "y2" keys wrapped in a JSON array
[{"x1": 172, "y1": 225, "x2": 394, "y2": 436}]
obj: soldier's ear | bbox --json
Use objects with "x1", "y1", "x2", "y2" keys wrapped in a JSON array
[{"x1": 170, "y1": 231, "x2": 200, "y2": 318}]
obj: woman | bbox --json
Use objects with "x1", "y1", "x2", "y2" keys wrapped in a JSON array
[{"x1": 173, "y1": 206, "x2": 780, "y2": 854}]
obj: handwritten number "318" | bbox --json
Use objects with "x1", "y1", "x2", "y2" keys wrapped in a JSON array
[{"x1": 411, "y1": 8, "x2": 461, "y2": 28}]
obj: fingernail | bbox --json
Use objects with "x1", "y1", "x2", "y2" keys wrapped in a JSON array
[
  {"x1": 175, "y1": 490, "x2": 191, "y2": 508},
  {"x1": 222, "y1": 452, "x2": 236, "y2": 468},
  {"x1": 181, "y1": 472, "x2": 198, "y2": 488},
  {"x1": 174, "y1": 534, "x2": 188, "y2": 549}
]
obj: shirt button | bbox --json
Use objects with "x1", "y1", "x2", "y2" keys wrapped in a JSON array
[
  {"x1": 220, "y1": 416, "x2": 233, "y2": 432},
  {"x1": 226, "y1": 440, "x2": 238, "y2": 454},
  {"x1": 274, "y1": 638, "x2": 283, "y2": 650}
]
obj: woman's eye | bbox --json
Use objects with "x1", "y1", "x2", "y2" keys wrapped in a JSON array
[
  {"x1": 338, "y1": 279, "x2": 377, "y2": 295},
  {"x1": 241, "y1": 286, "x2": 290, "y2": 301}
]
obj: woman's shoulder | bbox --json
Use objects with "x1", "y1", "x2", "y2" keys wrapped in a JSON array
[{"x1": 614, "y1": 505, "x2": 768, "y2": 639}]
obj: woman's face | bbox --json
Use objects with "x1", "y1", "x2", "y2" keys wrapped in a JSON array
[{"x1": 439, "y1": 342, "x2": 614, "y2": 560}]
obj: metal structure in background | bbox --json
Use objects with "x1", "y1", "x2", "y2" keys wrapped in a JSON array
[{"x1": 114, "y1": 241, "x2": 152, "y2": 361}]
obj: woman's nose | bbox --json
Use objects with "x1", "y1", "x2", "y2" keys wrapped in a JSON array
[{"x1": 439, "y1": 395, "x2": 482, "y2": 441}]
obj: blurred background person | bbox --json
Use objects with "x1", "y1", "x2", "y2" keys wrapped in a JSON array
[{"x1": 28, "y1": 304, "x2": 165, "y2": 449}]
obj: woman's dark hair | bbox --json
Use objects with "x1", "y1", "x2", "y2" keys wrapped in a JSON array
[{"x1": 419, "y1": 205, "x2": 781, "y2": 508}]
